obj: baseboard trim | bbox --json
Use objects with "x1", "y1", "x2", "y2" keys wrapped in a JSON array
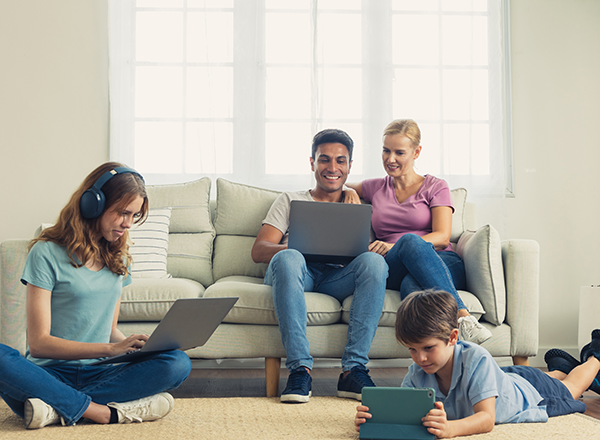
[{"x1": 189, "y1": 347, "x2": 582, "y2": 370}]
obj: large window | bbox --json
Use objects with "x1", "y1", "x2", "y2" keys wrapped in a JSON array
[{"x1": 109, "y1": 0, "x2": 511, "y2": 196}]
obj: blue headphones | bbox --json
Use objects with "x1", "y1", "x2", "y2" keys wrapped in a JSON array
[{"x1": 80, "y1": 167, "x2": 144, "y2": 219}]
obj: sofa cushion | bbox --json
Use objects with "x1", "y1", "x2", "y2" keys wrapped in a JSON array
[
  {"x1": 212, "y1": 179, "x2": 280, "y2": 281},
  {"x1": 214, "y1": 178, "x2": 280, "y2": 236},
  {"x1": 120, "y1": 278, "x2": 205, "y2": 321},
  {"x1": 456, "y1": 224, "x2": 506, "y2": 326},
  {"x1": 213, "y1": 235, "x2": 268, "y2": 280},
  {"x1": 450, "y1": 188, "x2": 467, "y2": 243},
  {"x1": 341, "y1": 289, "x2": 485, "y2": 327},
  {"x1": 146, "y1": 178, "x2": 214, "y2": 287},
  {"x1": 146, "y1": 178, "x2": 213, "y2": 233},
  {"x1": 129, "y1": 208, "x2": 172, "y2": 279},
  {"x1": 167, "y1": 233, "x2": 214, "y2": 281},
  {"x1": 204, "y1": 276, "x2": 342, "y2": 325}
]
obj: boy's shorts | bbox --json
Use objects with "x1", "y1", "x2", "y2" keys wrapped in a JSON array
[{"x1": 501, "y1": 365, "x2": 587, "y2": 417}]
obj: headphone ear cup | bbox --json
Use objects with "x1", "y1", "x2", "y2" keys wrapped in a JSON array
[{"x1": 80, "y1": 188, "x2": 106, "y2": 219}]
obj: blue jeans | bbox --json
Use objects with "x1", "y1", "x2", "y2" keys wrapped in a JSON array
[
  {"x1": 385, "y1": 234, "x2": 468, "y2": 311},
  {"x1": 0, "y1": 344, "x2": 191, "y2": 425},
  {"x1": 264, "y1": 249, "x2": 388, "y2": 372}
]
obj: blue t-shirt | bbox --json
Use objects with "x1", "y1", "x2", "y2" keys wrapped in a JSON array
[
  {"x1": 402, "y1": 341, "x2": 548, "y2": 424},
  {"x1": 21, "y1": 240, "x2": 131, "y2": 367}
]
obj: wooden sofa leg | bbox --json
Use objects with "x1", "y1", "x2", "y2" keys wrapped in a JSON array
[
  {"x1": 265, "y1": 357, "x2": 281, "y2": 397},
  {"x1": 512, "y1": 356, "x2": 529, "y2": 366}
]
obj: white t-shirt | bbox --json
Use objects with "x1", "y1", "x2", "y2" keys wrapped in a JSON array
[{"x1": 262, "y1": 190, "x2": 314, "y2": 245}]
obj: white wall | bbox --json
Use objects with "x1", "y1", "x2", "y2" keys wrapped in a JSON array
[
  {"x1": 0, "y1": 0, "x2": 109, "y2": 244},
  {"x1": 507, "y1": 0, "x2": 600, "y2": 360},
  {"x1": 1, "y1": 0, "x2": 599, "y2": 357}
]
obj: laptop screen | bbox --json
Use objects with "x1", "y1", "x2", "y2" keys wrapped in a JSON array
[{"x1": 288, "y1": 200, "x2": 372, "y2": 264}]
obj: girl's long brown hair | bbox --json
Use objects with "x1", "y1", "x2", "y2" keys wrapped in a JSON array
[{"x1": 29, "y1": 162, "x2": 148, "y2": 277}]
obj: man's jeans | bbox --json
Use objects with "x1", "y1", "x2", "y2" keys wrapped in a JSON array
[
  {"x1": 0, "y1": 344, "x2": 191, "y2": 425},
  {"x1": 264, "y1": 249, "x2": 388, "y2": 372},
  {"x1": 385, "y1": 233, "x2": 468, "y2": 311}
]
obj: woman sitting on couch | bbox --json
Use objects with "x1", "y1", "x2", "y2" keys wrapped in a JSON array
[{"x1": 346, "y1": 119, "x2": 491, "y2": 344}]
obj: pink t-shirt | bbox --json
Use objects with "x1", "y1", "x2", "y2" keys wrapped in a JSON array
[{"x1": 362, "y1": 174, "x2": 454, "y2": 252}]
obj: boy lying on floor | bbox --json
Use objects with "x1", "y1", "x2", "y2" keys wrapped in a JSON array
[{"x1": 354, "y1": 289, "x2": 600, "y2": 438}]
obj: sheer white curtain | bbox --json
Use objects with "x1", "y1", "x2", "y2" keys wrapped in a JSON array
[{"x1": 109, "y1": 0, "x2": 511, "y2": 229}]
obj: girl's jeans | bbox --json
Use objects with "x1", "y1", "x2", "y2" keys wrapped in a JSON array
[{"x1": 0, "y1": 344, "x2": 191, "y2": 425}]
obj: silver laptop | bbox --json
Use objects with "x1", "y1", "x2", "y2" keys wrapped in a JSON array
[
  {"x1": 91, "y1": 297, "x2": 238, "y2": 365},
  {"x1": 288, "y1": 200, "x2": 372, "y2": 264}
]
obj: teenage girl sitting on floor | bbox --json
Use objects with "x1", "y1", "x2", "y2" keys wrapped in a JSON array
[{"x1": 0, "y1": 162, "x2": 191, "y2": 429}]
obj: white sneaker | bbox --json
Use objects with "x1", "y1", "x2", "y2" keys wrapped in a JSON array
[
  {"x1": 24, "y1": 398, "x2": 64, "y2": 429},
  {"x1": 459, "y1": 315, "x2": 492, "y2": 344},
  {"x1": 107, "y1": 393, "x2": 174, "y2": 424}
]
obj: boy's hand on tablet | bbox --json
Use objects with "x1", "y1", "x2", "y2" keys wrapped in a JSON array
[
  {"x1": 422, "y1": 401, "x2": 451, "y2": 438},
  {"x1": 354, "y1": 405, "x2": 371, "y2": 431}
]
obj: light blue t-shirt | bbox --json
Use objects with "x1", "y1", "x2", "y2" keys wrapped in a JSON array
[
  {"x1": 21, "y1": 240, "x2": 131, "y2": 367},
  {"x1": 402, "y1": 341, "x2": 548, "y2": 424}
]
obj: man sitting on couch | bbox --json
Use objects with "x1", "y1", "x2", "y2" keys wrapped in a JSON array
[{"x1": 251, "y1": 129, "x2": 388, "y2": 404}]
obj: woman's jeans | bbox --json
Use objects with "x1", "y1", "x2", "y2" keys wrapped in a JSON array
[
  {"x1": 264, "y1": 249, "x2": 388, "y2": 373},
  {"x1": 385, "y1": 234, "x2": 468, "y2": 311},
  {"x1": 0, "y1": 344, "x2": 191, "y2": 425}
]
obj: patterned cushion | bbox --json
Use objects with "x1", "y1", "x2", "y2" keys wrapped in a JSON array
[{"x1": 129, "y1": 208, "x2": 172, "y2": 278}]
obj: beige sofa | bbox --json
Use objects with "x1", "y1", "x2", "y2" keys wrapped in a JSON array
[{"x1": 0, "y1": 178, "x2": 540, "y2": 397}]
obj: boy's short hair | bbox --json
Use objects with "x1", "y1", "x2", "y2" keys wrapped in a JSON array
[{"x1": 395, "y1": 289, "x2": 458, "y2": 346}]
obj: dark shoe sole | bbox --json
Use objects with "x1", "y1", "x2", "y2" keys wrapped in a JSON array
[
  {"x1": 580, "y1": 329, "x2": 600, "y2": 363},
  {"x1": 544, "y1": 348, "x2": 580, "y2": 374}
]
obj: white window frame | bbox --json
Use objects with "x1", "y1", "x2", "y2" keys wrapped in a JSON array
[{"x1": 109, "y1": 0, "x2": 513, "y2": 196}]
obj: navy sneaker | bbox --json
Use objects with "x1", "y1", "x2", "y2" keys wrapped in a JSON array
[
  {"x1": 544, "y1": 348, "x2": 581, "y2": 374},
  {"x1": 580, "y1": 329, "x2": 600, "y2": 363},
  {"x1": 579, "y1": 330, "x2": 600, "y2": 396},
  {"x1": 337, "y1": 365, "x2": 375, "y2": 401},
  {"x1": 281, "y1": 368, "x2": 312, "y2": 403}
]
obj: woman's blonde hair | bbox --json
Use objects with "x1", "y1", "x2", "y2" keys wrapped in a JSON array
[
  {"x1": 29, "y1": 161, "x2": 148, "y2": 277},
  {"x1": 383, "y1": 119, "x2": 421, "y2": 148}
]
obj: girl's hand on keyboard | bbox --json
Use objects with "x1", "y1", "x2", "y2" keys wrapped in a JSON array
[{"x1": 110, "y1": 334, "x2": 149, "y2": 356}]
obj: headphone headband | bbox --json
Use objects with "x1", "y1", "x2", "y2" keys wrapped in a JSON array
[{"x1": 80, "y1": 167, "x2": 144, "y2": 219}]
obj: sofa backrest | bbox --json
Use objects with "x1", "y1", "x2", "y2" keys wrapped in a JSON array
[
  {"x1": 147, "y1": 177, "x2": 476, "y2": 285},
  {"x1": 209, "y1": 179, "x2": 475, "y2": 283},
  {"x1": 145, "y1": 178, "x2": 215, "y2": 287},
  {"x1": 211, "y1": 179, "x2": 280, "y2": 281}
]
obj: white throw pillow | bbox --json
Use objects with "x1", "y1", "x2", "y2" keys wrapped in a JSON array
[
  {"x1": 456, "y1": 224, "x2": 506, "y2": 326},
  {"x1": 129, "y1": 208, "x2": 172, "y2": 279}
]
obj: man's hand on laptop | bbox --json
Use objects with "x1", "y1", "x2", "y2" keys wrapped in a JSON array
[{"x1": 111, "y1": 333, "x2": 149, "y2": 356}]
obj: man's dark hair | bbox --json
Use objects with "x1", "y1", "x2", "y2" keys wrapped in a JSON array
[{"x1": 311, "y1": 129, "x2": 354, "y2": 161}]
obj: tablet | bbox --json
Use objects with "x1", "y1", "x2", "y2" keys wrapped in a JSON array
[{"x1": 359, "y1": 387, "x2": 435, "y2": 440}]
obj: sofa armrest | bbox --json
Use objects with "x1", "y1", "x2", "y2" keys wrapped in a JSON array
[
  {"x1": 0, "y1": 239, "x2": 29, "y2": 354},
  {"x1": 502, "y1": 239, "x2": 540, "y2": 357}
]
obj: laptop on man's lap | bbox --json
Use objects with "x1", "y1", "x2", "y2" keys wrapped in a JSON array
[{"x1": 288, "y1": 200, "x2": 372, "y2": 265}]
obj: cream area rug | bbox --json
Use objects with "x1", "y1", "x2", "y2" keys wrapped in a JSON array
[{"x1": 1, "y1": 397, "x2": 599, "y2": 440}]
